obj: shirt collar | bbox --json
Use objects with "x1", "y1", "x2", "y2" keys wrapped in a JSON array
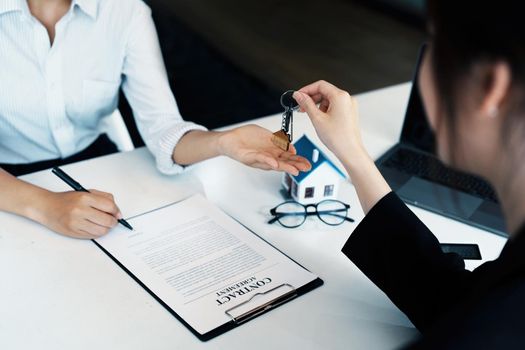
[
  {"x1": 0, "y1": 1, "x2": 99, "y2": 20},
  {"x1": 73, "y1": 0, "x2": 99, "y2": 20}
]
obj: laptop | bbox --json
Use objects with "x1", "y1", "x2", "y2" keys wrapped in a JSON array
[{"x1": 376, "y1": 45, "x2": 507, "y2": 237}]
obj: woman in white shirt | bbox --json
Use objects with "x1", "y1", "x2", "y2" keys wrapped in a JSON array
[{"x1": 0, "y1": 0, "x2": 310, "y2": 239}]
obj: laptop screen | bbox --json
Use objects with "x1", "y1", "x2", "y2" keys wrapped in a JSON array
[{"x1": 399, "y1": 45, "x2": 436, "y2": 154}]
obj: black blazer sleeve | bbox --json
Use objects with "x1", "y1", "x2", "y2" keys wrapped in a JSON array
[{"x1": 342, "y1": 192, "x2": 473, "y2": 331}]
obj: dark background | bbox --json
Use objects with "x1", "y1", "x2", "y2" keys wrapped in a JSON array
[{"x1": 121, "y1": 0, "x2": 426, "y2": 147}]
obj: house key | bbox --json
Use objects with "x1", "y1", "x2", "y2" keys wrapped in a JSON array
[{"x1": 272, "y1": 90, "x2": 299, "y2": 151}]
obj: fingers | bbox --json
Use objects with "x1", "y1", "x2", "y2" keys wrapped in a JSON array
[
  {"x1": 69, "y1": 201, "x2": 118, "y2": 238},
  {"x1": 250, "y1": 157, "x2": 299, "y2": 176},
  {"x1": 295, "y1": 80, "x2": 350, "y2": 114},
  {"x1": 252, "y1": 150, "x2": 313, "y2": 174},
  {"x1": 275, "y1": 162, "x2": 300, "y2": 176},
  {"x1": 77, "y1": 219, "x2": 112, "y2": 237},
  {"x1": 297, "y1": 80, "x2": 340, "y2": 99},
  {"x1": 278, "y1": 153, "x2": 312, "y2": 172},
  {"x1": 308, "y1": 93, "x2": 323, "y2": 104},
  {"x1": 85, "y1": 207, "x2": 118, "y2": 229},
  {"x1": 43, "y1": 190, "x2": 123, "y2": 240},
  {"x1": 59, "y1": 217, "x2": 109, "y2": 240},
  {"x1": 296, "y1": 93, "x2": 329, "y2": 113},
  {"x1": 86, "y1": 190, "x2": 122, "y2": 218},
  {"x1": 253, "y1": 157, "x2": 311, "y2": 176},
  {"x1": 80, "y1": 191, "x2": 121, "y2": 237},
  {"x1": 253, "y1": 152, "x2": 279, "y2": 170},
  {"x1": 293, "y1": 91, "x2": 324, "y2": 120},
  {"x1": 319, "y1": 98, "x2": 330, "y2": 113},
  {"x1": 291, "y1": 160, "x2": 311, "y2": 172}
]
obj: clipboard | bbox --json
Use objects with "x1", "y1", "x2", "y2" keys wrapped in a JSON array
[{"x1": 93, "y1": 195, "x2": 323, "y2": 341}]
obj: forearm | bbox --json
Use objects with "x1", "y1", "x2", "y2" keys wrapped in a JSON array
[
  {"x1": 0, "y1": 169, "x2": 50, "y2": 224},
  {"x1": 337, "y1": 147, "x2": 391, "y2": 214},
  {"x1": 172, "y1": 130, "x2": 224, "y2": 166},
  {"x1": 342, "y1": 191, "x2": 471, "y2": 331},
  {"x1": 340, "y1": 148, "x2": 472, "y2": 331}
]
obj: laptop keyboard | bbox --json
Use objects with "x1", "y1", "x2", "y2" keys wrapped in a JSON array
[{"x1": 382, "y1": 148, "x2": 499, "y2": 203}]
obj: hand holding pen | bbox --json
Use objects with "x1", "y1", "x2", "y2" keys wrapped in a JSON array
[{"x1": 31, "y1": 167, "x2": 133, "y2": 240}]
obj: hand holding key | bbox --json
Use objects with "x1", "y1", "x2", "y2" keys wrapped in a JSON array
[{"x1": 292, "y1": 81, "x2": 365, "y2": 162}]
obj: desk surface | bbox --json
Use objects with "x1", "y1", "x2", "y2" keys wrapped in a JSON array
[{"x1": 0, "y1": 83, "x2": 507, "y2": 350}]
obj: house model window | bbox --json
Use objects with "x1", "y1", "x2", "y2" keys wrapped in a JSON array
[
  {"x1": 324, "y1": 185, "x2": 334, "y2": 197},
  {"x1": 281, "y1": 135, "x2": 346, "y2": 204},
  {"x1": 305, "y1": 187, "x2": 315, "y2": 198}
]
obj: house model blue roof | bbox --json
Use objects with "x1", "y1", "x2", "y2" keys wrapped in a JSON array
[{"x1": 292, "y1": 135, "x2": 346, "y2": 183}]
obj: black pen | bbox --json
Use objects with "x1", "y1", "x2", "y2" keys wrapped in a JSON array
[{"x1": 51, "y1": 166, "x2": 134, "y2": 231}]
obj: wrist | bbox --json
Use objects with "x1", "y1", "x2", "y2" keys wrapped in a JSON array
[
  {"x1": 24, "y1": 188, "x2": 54, "y2": 226},
  {"x1": 173, "y1": 130, "x2": 223, "y2": 165},
  {"x1": 336, "y1": 143, "x2": 373, "y2": 175},
  {"x1": 216, "y1": 129, "x2": 234, "y2": 158}
]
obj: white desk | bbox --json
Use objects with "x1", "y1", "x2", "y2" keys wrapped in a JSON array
[{"x1": 0, "y1": 83, "x2": 507, "y2": 350}]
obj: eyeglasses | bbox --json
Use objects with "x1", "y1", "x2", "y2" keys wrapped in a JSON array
[{"x1": 268, "y1": 200, "x2": 354, "y2": 228}]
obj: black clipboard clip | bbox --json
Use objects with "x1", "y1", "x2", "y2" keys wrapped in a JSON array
[{"x1": 224, "y1": 283, "x2": 298, "y2": 324}]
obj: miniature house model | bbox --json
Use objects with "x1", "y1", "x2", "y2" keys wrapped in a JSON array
[{"x1": 282, "y1": 135, "x2": 346, "y2": 204}]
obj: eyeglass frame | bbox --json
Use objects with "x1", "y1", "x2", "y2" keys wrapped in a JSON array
[{"x1": 268, "y1": 199, "x2": 355, "y2": 228}]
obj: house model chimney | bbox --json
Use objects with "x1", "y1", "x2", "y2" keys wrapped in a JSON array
[{"x1": 312, "y1": 149, "x2": 319, "y2": 163}]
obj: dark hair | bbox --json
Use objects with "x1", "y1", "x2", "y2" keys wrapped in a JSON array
[{"x1": 426, "y1": 0, "x2": 525, "y2": 152}]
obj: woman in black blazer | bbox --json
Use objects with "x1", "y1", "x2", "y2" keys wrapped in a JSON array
[{"x1": 292, "y1": 1, "x2": 524, "y2": 348}]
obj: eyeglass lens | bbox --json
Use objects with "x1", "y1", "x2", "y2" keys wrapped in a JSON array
[
  {"x1": 273, "y1": 202, "x2": 307, "y2": 228},
  {"x1": 316, "y1": 200, "x2": 348, "y2": 226}
]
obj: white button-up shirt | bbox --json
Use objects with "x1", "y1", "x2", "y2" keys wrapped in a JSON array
[{"x1": 0, "y1": 0, "x2": 206, "y2": 174}]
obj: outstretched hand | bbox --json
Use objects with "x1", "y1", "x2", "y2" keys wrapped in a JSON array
[{"x1": 218, "y1": 124, "x2": 311, "y2": 176}]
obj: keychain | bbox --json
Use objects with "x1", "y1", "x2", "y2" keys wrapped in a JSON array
[{"x1": 272, "y1": 90, "x2": 299, "y2": 151}]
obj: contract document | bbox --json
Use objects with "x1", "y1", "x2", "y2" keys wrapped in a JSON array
[{"x1": 94, "y1": 194, "x2": 322, "y2": 340}]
